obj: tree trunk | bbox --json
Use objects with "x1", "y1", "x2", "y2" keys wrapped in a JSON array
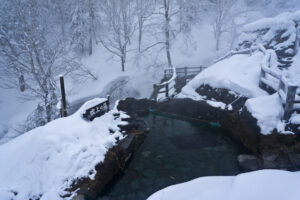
[
  {"x1": 44, "y1": 95, "x2": 51, "y2": 122},
  {"x1": 138, "y1": 19, "x2": 143, "y2": 52},
  {"x1": 89, "y1": 28, "x2": 93, "y2": 55},
  {"x1": 121, "y1": 56, "x2": 125, "y2": 72},
  {"x1": 88, "y1": 0, "x2": 93, "y2": 55},
  {"x1": 216, "y1": 37, "x2": 220, "y2": 51},
  {"x1": 163, "y1": 0, "x2": 172, "y2": 68}
]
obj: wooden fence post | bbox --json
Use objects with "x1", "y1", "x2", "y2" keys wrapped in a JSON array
[
  {"x1": 184, "y1": 66, "x2": 187, "y2": 77},
  {"x1": 106, "y1": 95, "x2": 110, "y2": 112},
  {"x1": 258, "y1": 68, "x2": 266, "y2": 89},
  {"x1": 153, "y1": 84, "x2": 158, "y2": 101},
  {"x1": 278, "y1": 79, "x2": 285, "y2": 91},
  {"x1": 283, "y1": 85, "x2": 297, "y2": 121},
  {"x1": 166, "y1": 83, "x2": 169, "y2": 98},
  {"x1": 59, "y1": 75, "x2": 67, "y2": 117}
]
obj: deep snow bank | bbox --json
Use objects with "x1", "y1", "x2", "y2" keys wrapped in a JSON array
[
  {"x1": 178, "y1": 52, "x2": 267, "y2": 100},
  {"x1": 147, "y1": 170, "x2": 300, "y2": 200},
  {"x1": 245, "y1": 94, "x2": 286, "y2": 134},
  {"x1": 0, "y1": 99, "x2": 128, "y2": 200}
]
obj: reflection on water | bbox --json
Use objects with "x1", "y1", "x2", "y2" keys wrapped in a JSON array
[{"x1": 98, "y1": 114, "x2": 242, "y2": 200}]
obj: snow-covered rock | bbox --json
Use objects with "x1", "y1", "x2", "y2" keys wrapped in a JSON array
[
  {"x1": 178, "y1": 10, "x2": 300, "y2": 135},
  {"x1": 147, "y1": 170, "x2": 300, "y2": 200},
  {"x1": 0, "y1": 99, "x2": 128, "y2": 200},
  {"x1": 245, "y1": 93, "x2": 287, "y2": 134},
  {"x1": 178, "y1": 52, "x2": 267, "y2": 100},
  {"x1": 238, "y1": 11, "x2": 300, "y2": 68}
]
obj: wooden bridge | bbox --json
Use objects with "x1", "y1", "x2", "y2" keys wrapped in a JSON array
[{"x1": 150, "y1": 66, "x2": 206, "y2": 101}]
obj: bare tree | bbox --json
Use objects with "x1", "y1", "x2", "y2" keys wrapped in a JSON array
[
  {"x1": 99, "y1": 0, "x2": 137, "y2": 72},
  {"x1": 153, "y1": 0, "x2": 182, "y2": 68},
  {"x1": 163, "y1": 0, "x2": 173, "y2": 68},
  {"x1": 207, "y1": 0, "x2": 237, "y2": 51},
  {"x1": 0, "y1": 0, "x2": 64, "y2": 122},
  {"x1": 135, "y1": 0, "x2": 155, "y2": 52}
]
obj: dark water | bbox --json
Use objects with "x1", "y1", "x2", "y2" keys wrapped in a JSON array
[{"x1": 98, "y1": 114, "x2": 243, "y2": 200}]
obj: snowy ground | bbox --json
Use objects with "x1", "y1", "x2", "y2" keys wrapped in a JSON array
[
  {"x1": 147, "y1": 170, "x2": 300, "y2": 200},
  {"x1": 0, "y1": 99, "x2": 128, "y2": 200}
]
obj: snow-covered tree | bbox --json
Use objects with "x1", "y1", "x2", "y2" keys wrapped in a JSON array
[
  {"x1": 0, "y1": 0, "x2": 63, "y2": 122},
  {"x1": 207, "y1": 0, "x2": 237, "y2": 51},
  {"x1": 135, "y1": 0, "x2": 155, "y2": 52},
  {"x1": 99, "y1": 0, "x2": 137, "y2": 72}
]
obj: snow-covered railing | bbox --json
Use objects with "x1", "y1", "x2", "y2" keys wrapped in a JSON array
[
  {"x1": 163, "y1": 66, "x2": 206, "y2": 79},
  {"x1": 278, "y1": 77, "x2": 299, "y2": 121},
  {"x1": 214, "y1": 43, "x2": 299, "y2": 121},
  {"x1": 150, "y1": 65, "x2": 207, "y2": 101},
  {"x1": 150, "y1": 66, "x2": 177, "y2": 101},
  {"x1": 81, "y1": 96, "x2": 110, "y2": 121},
  {"x1": 214, "y1": 47, "x2": 258, "y2": 63},
  {"x1": 258, "y1": 44, "x2": 281, "y2": 92},
  {"x1": 257, "y1": 44, "x2": 300, "y2": 121}
]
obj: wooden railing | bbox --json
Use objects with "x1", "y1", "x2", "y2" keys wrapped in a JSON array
[
  {"x1": 150, "y1": 66, "x2": 176, "y2": 101},
  {"x1": 257, "y1": 44, "x2": 300, "y2": 121},
  {"x1": 150, "y1": 66, "x2": 207, "y2": 101},
  {"x1": 214, "y1": 46, "x2": 260, "y2": 63},
  {"x1": 164, "y1": 66, "x2": 206, "y2": 79}
]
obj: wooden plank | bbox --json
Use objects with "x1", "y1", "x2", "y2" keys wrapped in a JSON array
[
  {"x1": 278, "y1": 89, "x2": 286, "y2": 104},
  {"x1": 165, "y1": 84, "x2": 169, "y2": 98},
  {"x1": 283, "y1": 85, "x2": 297, "y2": 121},
  {"x1": 259, "y1": 68, "x2": 267, "y2": 89}
]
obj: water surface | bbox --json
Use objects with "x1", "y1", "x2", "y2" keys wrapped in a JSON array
[{"x1": 98, "y1": 114, "x2": 243, "y2": 200}]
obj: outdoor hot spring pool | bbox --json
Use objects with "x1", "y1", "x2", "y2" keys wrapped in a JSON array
[{"x1": 97, "y1": 113, "x2": 245, "y2": 200}]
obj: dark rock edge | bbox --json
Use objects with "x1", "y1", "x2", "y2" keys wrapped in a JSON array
[
  {"x1": 63, "y1": 114, "x2": 149, "y2": 200},
  {"x1": 117, "y1": 85, "x2": 300, "y2": 171}
]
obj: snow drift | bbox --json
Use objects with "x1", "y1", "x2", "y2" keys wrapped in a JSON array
[
  {"x1": 147, "y1": 170, "x2": 300, "y2": 200},
  {"x1": 0, "y1": 99, "x2": 128, "y2": 200}
]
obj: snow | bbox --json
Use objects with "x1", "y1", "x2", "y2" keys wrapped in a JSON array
[
  {"x1": 147, "y1": 170, "x2": 300, "y2": 200},
  {"x1": 206, "y1": 100, "x2": 229, "y2": 110},
  {"x1": 177, "y1": 11, "x2": 300, "y2": 135},
  {"x1": 0, "y1": 99, "x2": 128, "y2": 200},
  {"x1": 79, "y1": 97, "x2": 107, "y2": 115},
  {"x1": 178, "y1": 51, "x2": 267, "y2": 100},
  {"x1": 290, "y1": 112, "x2": 300, "y2": 124},
  {"x1": 239, "y1": 11, "x2": 300, "y2": 50},
  {"x1": 245, "y1": 93, "x2": 288, "y2": 134}
]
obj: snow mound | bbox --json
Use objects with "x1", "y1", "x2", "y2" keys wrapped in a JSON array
[
  {"x1": 147, "y1": 170, "x2": 300, "y2": 200},
  {"x1": 0, "y1": 99, "x2": 128, "y2": 200},
  {"x1": 178, "y1": 51, "x2": 267, "y2": 100},
  {"x1": 245, "y1": 93, "x2": 287, "y2": 134}
]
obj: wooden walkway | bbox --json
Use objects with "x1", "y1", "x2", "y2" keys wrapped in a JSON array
[{"x1": 150, "y1": 66, "x2": 206, "y2": 101}]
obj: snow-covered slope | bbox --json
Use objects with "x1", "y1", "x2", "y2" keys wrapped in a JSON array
[
  {"x1": 0, "y1": 99, "x2": 128, "y2": 200},
  {"x1": 178, "y1": 10, "x2": 300, "y2": 135},
  {"x1": 147, "y1": 170, "x2": 300, "y2": 200},
  {"x1": 178, "y1": 52, "x2": 267, "y2": 100}
]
